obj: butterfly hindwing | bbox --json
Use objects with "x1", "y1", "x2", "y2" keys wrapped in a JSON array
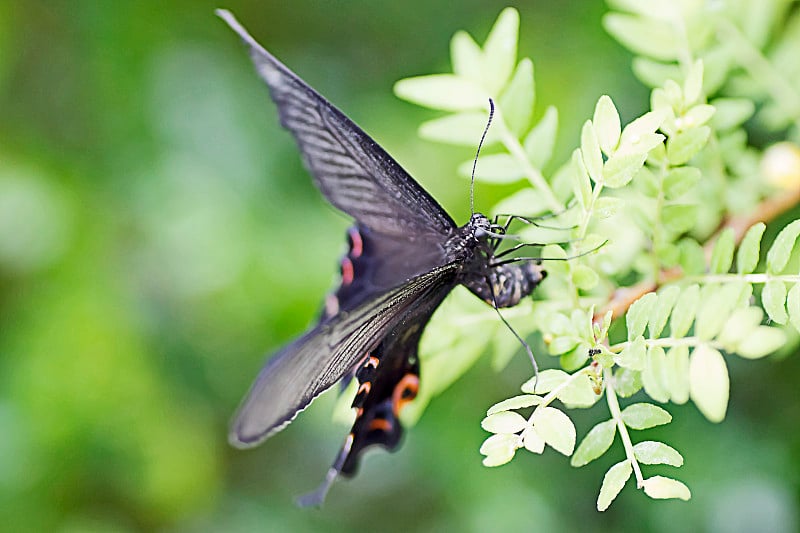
[
  {"x1": 230, "y1": 263, "x2": 459, "y2": 447},
  {"x1": 296, "y1": 285, "x2": 443, "y2": 507},
  {"x1": 218, "y1": 10, "x2": 456, "y2": 240}
]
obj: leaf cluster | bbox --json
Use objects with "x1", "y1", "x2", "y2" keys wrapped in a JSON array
[{"x1": 393, "y1": 3, "x2": 800, "y2": 511}]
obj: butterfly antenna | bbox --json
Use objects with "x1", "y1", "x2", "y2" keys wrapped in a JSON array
[
  {"x1": 484, "y1": 275, "x2": 539, "y2": 382},
  {"x1": 471, "y1": 99, "x2": 495, "y2": 216}
]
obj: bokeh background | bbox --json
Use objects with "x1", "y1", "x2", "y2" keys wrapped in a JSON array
[{"x1": 2, "y1": 1, "x2": 799, "y2": 531}]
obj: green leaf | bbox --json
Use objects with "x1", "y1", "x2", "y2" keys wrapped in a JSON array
[
  {"x1": 521, "y1": 368, "x2": 568, "y2": 394},
  {"x1": 666, "y1": 126, "x2": 710, "y2": 165},
  {"x1": 594, "y1": 95, "x2": 621, "y2": 155},
  {"x1": 665, "y1": 345, "x2": 690, "y2": 404},
  {"x1": 662, "y1": 79, "x2": 683, "y2": 109},
  {"x1": 788, "y1": 283, "x2": 800, "y2": 334},
  {"x1": 521, "y1": 426, "x2": 545, "y2": 454},
  {"x1": 678, "y1": 238, "x2": 706, "y2": 275},
  {"x1": 561, "y1": 343, "x2": 591, "y2": 371},
  {"x1": 558, "y1": 372, "x2": 600, "y2": 408},
  {"x1": 736, "y1": 326, "x2": 786, "y2": 359},
  {"x1": 682, "y1": 104, "x2": 715, "y2": 129},
  {"x1": 662, "y1": 203, "x2": 697, "y2": 234},
  {"x1": 737, "y1": 223, "x2": 766, "y2": 274},
  {"x1": 614, "y1": 367, "x2": 643, "y2": 397},
  {"x1": 461, "y1": 153, "x2": 524, "y2": 183},
  {"x1": 548, "y1": 335, "x2": 581, "y2": 356},
  {"x1": 451, "y1": 30, "x2": 483, "y2": 85},
  {"x1": 648, "y1": 285, "x2": 680, "y2": 338},
  {"x1": 419, "y1": 112, "x2": 501, "y2": 146},
  {"x1": 593, "y1": 196, "x2": 623, "y2": 219},
  {"x1": 718, "y1": 307, "x2": 763, "y2": 352},
  {"x1": 597, "y1": 460, "x2": 633, "y2": 512},
  {"x1": 603, "y1": 152, "x2": 647, "y2": 188},
  {"x1": 572, "y1": 264, "x2": 599, "y2": 291},
  {"x1": 670, "y1": 284, "x2": 700, "y2": 337},
  {"x1": 710, "y1": 228, "x2": 735, "y2": 274},
  {"x1": 571, "y1": 419, "x2": 616, "y2": 467},
  {"x1": 621, "y1": 402, "x2": 672, "y2": 430},
  {"x1": 615, "y1": 335, "x2": 646, "y2": 371},
  {"x1": 620, "y1": 109, "x2": 668, "y2": 147},
  {"x1": 602, "y1": 13, "x2": 681, "y2": 62},
  {"x1": 499, "y1": 58, "x2": 534, "y2": 136},
  {"x1": 394, "y1": 74, "x2": 489, "y2": 111},
  {"x1": 581, "y1": 121, "x2": 604, "y2": 184},
  {"x1": 487, "y1": 394, "x2": 542, "y2": 415},
  {"x1": 683, "y1": 59, "x2": 704, "y2": 106},
  {"x1": 571, "y1": 149, "x2": 592, "y2": 209},
  {"x1": 572, "y1": 308, "x2": 595, "y2": 343},
  {"x1": 480, "y1": 433, "x2": 519, "y2": 467},
  {"x1": 695, "y1": 283, "x2": 743, "y2": 340},
  {"x1": 482, "y1": 7, "x2": 519, "y2": 94},
  {"x1": 689, "y1": 345, "x2": 729, "y2": 423},
  {"x1": 766, "y1": 220, "x2": 800, "y2": 274},
  {"x1": 642, "y1": 346, "x2": 670, "y2": 403},
  {"x1": 633, "y1": 441, "x2": 684, "y2": 467},
  {"x1": 542, "y1": 309, "x2": 572, "y2": 335},
  {"x1": 532, "y1": 406, "x2": 576, "y2": 456},
  {"x1": 632, "y1": 57, "x2": 682, "y2": 88},
  {"x1": 524, "y1": 106, "x2": 558, "y2": 169},
  {"x1": 627, "y1": 293, "x2": 657, "y2": 341},
  {"x1": 662, "y1": 167, "x2": 701, "y2": 199},
  {"x1": 710, "y1": 98, "x2": 755, "y2": 131},
  {"x1": 481, "y1": 411, "x2": 528, "y2": 434},
  {"x1": 762, "y1": 281, "x2": 789, "y2": 325},
  {"x1": 491, "y1": 188, "x2": 549, "y2": 218},
  {"x1": 642, "y1": 476, "x2": 691, "y2": 501}
]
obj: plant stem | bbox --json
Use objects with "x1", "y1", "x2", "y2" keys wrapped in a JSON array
[
  {"x1": 686, "y1": 273, "x2": 800, "y2": 284},
  {"x1": 609, "y1": 336, "x2": 721, "y2": 353},
  {"x1": 527, "y1": 366, "x2": 591, "y2": 418},
  {"x1": 605, "y1": 368, "x2": 644, "y2": 488},
  {"x1": 495, "y1": 112, "x2": 564, "y2": 212}
]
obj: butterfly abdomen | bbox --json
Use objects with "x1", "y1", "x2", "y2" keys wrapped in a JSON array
[{"x1": 463, "y1": 262, "x2": 546, "y2": 308}]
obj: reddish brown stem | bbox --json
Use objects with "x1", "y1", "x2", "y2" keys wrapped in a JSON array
[{"x1": 594, "y1": 184, "x2": 800, "y2": 323}]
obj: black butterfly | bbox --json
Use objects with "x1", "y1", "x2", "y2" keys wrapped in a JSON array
[{"x1": 218, "y1": 10, "x2": 546, "y2": 505}]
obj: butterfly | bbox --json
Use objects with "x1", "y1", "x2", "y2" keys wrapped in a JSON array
[{"x1": 217, "y1": 10, "x2": 547, "y2": 505}]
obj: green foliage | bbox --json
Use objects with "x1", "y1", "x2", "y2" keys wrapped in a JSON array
[{"x1": 396, "y1": 3, "x2": 800, "y2": 512}]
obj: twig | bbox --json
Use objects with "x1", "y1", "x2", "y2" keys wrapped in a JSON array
[{"x1": 594, "y1": 182, "x2": 800, "y2": 322}]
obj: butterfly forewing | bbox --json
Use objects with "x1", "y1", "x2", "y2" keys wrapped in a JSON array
[
  {"x1": 230, "y1": 263, "x2": 459, "y2": 447},
  {"x1": 217, "y1": 10, "x2": 456, "y2": 239}
]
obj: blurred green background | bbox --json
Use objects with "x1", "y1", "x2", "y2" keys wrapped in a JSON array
[{"x1": 1, "y1": 1, "x2": 799, "y2": 531}]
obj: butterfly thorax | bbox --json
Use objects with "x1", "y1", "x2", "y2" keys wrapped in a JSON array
[
  {"x1": 449, "y1": 212, "x2": 547, "y2": 308},
  {"x1": 444, "y1": 213, "x2": 493, "y2": 262}
]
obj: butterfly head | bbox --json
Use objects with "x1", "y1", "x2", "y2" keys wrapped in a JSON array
[{"x1": 469, "y1": 213, "x2": 493, "y2": 240}]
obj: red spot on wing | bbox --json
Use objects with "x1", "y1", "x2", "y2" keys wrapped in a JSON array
[
  {"x1": 348, "y1": 227, "x2": 363, "y2": 258},
  {"x1": 341, "y1": 257, "x2": 354, "y2": 286}
]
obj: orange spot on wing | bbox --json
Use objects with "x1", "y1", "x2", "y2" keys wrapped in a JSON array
[
  {"x1": 369, "y1": 418, "x2": 393, "y2": 432},
  {"x1": 364, "y1": 356, "x2": 379, "y2": 369},
  {"x1": 357, "y1": 382, "x2": 372, "y2": 396},
  {"x1": 341, "y1": 257, "x2": 354, "y2": 285},
  {"x1": 392, "y1": 374, "x2": 420, "y2": 417}
]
